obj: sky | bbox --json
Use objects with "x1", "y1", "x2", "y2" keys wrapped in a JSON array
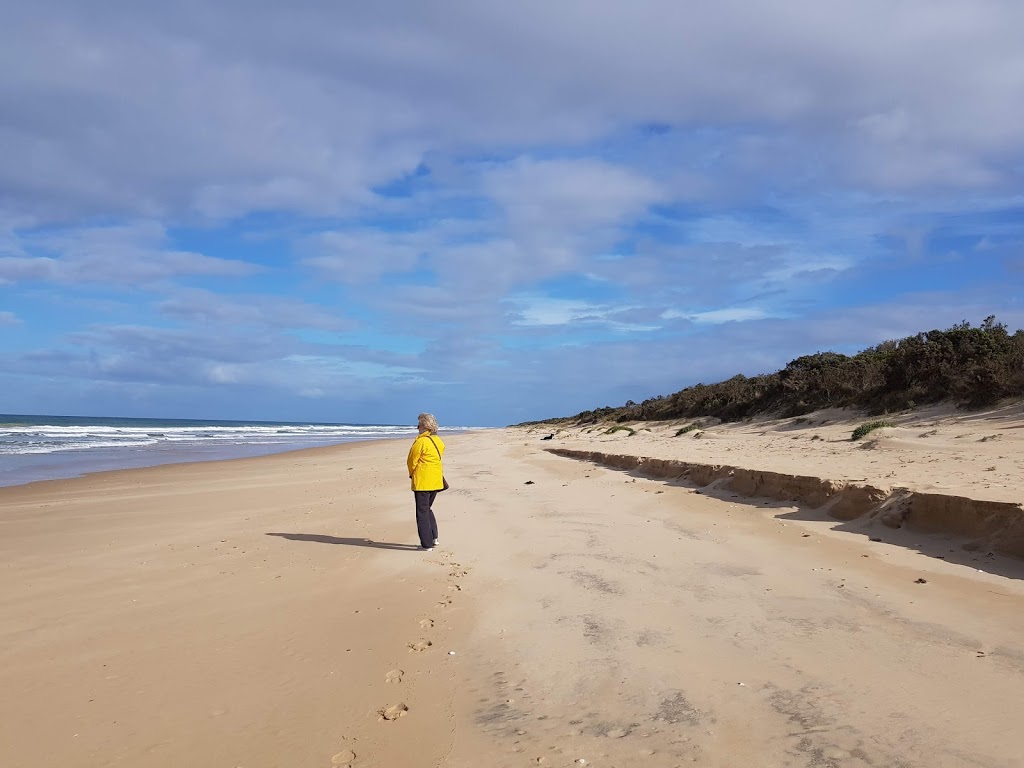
[{"x1": 1, "y1": 0, "x2": 1023, "y2": 427}]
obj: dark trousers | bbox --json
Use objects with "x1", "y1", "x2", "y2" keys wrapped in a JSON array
[{"x1": 414, "y1": 490, "x2": 439, "y2": 548}]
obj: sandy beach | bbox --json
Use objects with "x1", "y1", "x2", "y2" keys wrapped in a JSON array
[{"x1": 3, "y1": 409, "x2": 1024, "y2": 767}]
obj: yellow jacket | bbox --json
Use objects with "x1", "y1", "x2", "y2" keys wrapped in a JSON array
[{"x1": 407, "y1": 433, "x2": 445, "y2": 491}]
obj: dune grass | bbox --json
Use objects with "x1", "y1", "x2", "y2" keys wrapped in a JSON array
[
  {"x1": 675, "y1": 422, "x2": 702, "y2": 436},
  {"x1": 851, "y1": 420, "x2": 895, "y2": 441},
  {"x1": 606, "y1": 425, "x2": 636, "y2": 436}
]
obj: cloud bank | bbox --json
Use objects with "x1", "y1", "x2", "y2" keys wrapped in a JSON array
[{"x1": 2, "y1": 1, "x2": 1023, "y2": 424}]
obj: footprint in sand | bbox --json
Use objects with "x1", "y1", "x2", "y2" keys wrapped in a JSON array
[
  {"x1": 408, "y1": 640, "x2": 433, "y2": 652},
  {"x1": 448, "y1": 584, "x2": 462, "y2": 592},
  {"x1": 379, "y1": 702, "x2": 409, "y2": 721},
  {"x1": 385, "y1": 669, "x2": 404, "y2": 684},
  {"x1": 331, "y1": 748, "x2": 357, "y2": 765},
  {"x1": 419, "y1": 618, "x2": 434, "y2": 629}
]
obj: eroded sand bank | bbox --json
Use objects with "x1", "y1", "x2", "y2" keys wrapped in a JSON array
[{"x1": 530, "y1": 404, "x2": 1024, "y2": 562}]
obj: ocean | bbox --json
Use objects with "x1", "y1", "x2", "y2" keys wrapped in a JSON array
[{"x1": 0, "y1": 414, "x2": 465, "y2": 488}]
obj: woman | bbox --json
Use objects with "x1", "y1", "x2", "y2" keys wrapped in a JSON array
[{"x1": 407, "y1": 412, "x2": 446, "y2": 551}]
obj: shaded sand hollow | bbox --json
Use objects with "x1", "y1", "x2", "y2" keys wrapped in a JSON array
[{"x1": 2, "y1": 408, "x2": 1024, "y2": 767}]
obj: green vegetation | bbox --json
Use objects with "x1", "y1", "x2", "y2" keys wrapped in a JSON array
[
  {"x1": 675, "y1": 422, "x2": 702, "y2": 436},
  {"x1": 516, "y1": 317, "x2": 1024, "y2": 427},
  {"x1": 851, "y1": 420, "x2": 895, "y2": 440},
  {"x1": 605, "y1": 425, "x2": 636, "y2": 436}
]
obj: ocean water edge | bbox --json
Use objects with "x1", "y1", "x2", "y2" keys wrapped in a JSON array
[{"x1": 0, "y1": 414, "x2": 477, "y2": 488}]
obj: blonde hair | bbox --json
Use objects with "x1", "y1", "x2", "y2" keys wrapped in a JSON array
[{"x1": 417, "y1": 412, "x2": 439, "y2": 433}]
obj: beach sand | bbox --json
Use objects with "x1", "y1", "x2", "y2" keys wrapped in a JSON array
[
  {"x1": 2, "y1": 408, "x2": 1024, "y2": 767},
  {"x1": 0, "y1": 442, "x2": 465, "y2": 768}
]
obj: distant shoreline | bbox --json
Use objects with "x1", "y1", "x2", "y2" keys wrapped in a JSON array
[{"x1": 0, "y1": 426, "x2": 476, "y2": 489}]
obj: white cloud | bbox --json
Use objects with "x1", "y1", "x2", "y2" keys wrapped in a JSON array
[
  {"x1": 1, "y1": 221, "x2": 257, "y2": 285},
  {"x1": 661, "y1": 307, "x2": 773, "y2": 324},
  {"x1": 301, "y1": 229, "x2": 433, "y2": 283},
  {"x1": 156, "y1": 289, "x2": 352, "y2": 332},
  {"x1": 5, "y1": 0, "x2": 1020, "y2": 224},
  {"x1": 484, "y1": 157, "x2": 663, "y2": 236},
  {"x1": 510, "y1": 298, "x2": 605, "y2": 327},
  {"x1": 857, "y1": 108, "x2": 913, "y2": 144},
  {"x1": 483, "y1": 158, "x2": 661, "y2": 282},
  {"x1": 763, "y1": 255, "x2": 852, "y2": 282},
  {"x1": 0, "y1": 257, "x2": 56, "y2": 284},
  {"x1": 0, "y1": 310, "x2": 21, "y2": 326},
  {"x1": 509, "y1": 296, "x2": 663, "y2": 332},
  {"x1": 207, "y1": 364, "x2": 243, "y2": 384},
  {"x1": 300, "y1": 158, "x2": 665, "y2": 299},
  {"x1": 6, "y1": 323, "x2": 423, "y2": 398},
  {"x1": 687, "y1": 307, "x2": 772, "y2": 324}
]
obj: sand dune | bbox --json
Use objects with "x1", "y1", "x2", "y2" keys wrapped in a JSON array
[{"x1": 534, "y1": 402, "x2": 1024, "y2": 504}]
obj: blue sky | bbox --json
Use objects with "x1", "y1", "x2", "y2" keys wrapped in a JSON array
[{"x1": 1, "y1": 1, "x2": 1023, "y2": 426}]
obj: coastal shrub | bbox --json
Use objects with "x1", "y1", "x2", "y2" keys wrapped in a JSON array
[
  {"x1": 675, "y1": 422, "x2": 702, "y2": 436},
  {"x1": 605, "y1": 425, "x2": 636, "y2": 436},
  {"x1": 514, "y1": 316, "x2": 1024, "y2": 428},
  {"x1": 851, "y1": 420, "x2": 895, "y2": 441}
]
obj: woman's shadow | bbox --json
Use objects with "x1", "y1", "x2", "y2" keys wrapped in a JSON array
[{"x1": 265, "y1": 532, "x2": 421, "y2": 551}]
